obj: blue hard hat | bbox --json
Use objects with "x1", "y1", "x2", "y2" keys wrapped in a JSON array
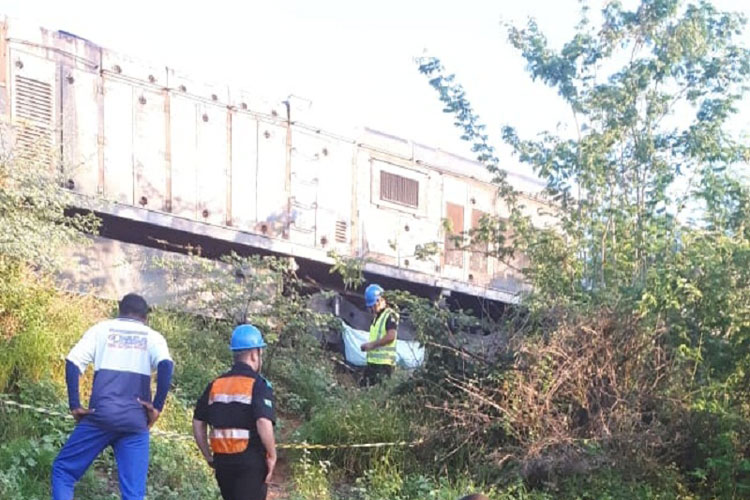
[
  {"x1": 364, "y1": 284, "x2": 384, "y2": 307},
  {"x1": 230, "y1": 324, "x2": 267, "y2": 351}
]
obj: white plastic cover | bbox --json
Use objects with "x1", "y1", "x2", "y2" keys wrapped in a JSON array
[{"x1": 341, "y1": 322, "x2": 425, "y2": 369}]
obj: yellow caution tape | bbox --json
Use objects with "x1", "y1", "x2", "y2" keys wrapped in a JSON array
[{"x1": 0, "y1": 396, "x2": 421, "y2": 451}]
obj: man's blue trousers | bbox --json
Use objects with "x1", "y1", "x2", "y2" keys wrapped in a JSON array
[{"x1": 51, "y1": 421, "x2": 149, "y2": 500}]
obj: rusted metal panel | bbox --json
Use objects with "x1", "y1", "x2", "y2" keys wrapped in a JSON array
[
  {"x1": 360, "y1": 127, "x2": 412, "y2": 159},
  {"x1": 360, "y1": 203, "x2": 401, "y2": 261},
  {"x1": 442, "y1": 174, "x2": 468, "y2": 206},
  {"x1": 133, "y1": 87, "x2": 167, "y2": 211},
  {"x1": 102, "y1": 77, "x2": 133, "y2": 204},
  {"x1": 102, "y1": 48, "x2": 167, "y2": 88},
  {"x1": 391, "y1": 216, "x2": 431, "y2": 274},
  {"x1": 0, "y1": 21, "x2": 8, "y2": 88},
  {"x1": 469, "y1": 208, "x2": 488, "y2": 278},
  {"x1": 227, "y1": 87, "x2": 285, "y2": 123},
  {"x1": 229, "y1": 111, "x2": 258, "y2": 229},
  {"x1": 166, "y1": 68, "x2": 229, "y2": 106},
  {"x1": 444, "y1": 202, "x2": 464, "y2": 270},
  {"x1": 165, "y1": 70, "x2": 229, "y2": 223},
  {"x1": 196, "y1": 102, "x2": 228, "y2": 225},
  {"x1": 314, "y1": 135, "x2": 352, "y2": 228},
  {"x1": 304, "y1": 128, "x2": 353, "y2": 253},
  {"x1": 169, "y1": 95, "x2": 197, "y2": 218},
  {"x1": 289, "y1": 129, "x2": 322, "y2": 246},
  {"x1": 407, "y1": 217, "x2": 440, "y2": 275},
  {"x1": 61, "y1": 65, "x2": 99, "y2": 195},
  {"x1": 255, "y1": 120, "x2": 287, "y2": 236},
  {"x1": 163, "y1": 91, "x2": 172, "y2": 209}
]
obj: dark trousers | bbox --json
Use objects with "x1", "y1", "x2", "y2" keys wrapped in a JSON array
[
  {"x1": 214, "y1": 461, "x2": 268, "y2": 500},
  {"x1": 361, "y1": 363, "x2": 394, "y2": 387}
]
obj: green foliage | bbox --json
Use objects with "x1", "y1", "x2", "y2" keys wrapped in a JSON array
[
  {"x1": 147, "y1": 438, "x2": 220, "y2": 499},
  {"x1": 153, "y1": 251, "x2": 289, "y2": 327},
  {"x1": 294, "y1": 384, "x2": 412, "y2": 475},
  {"x1": 417, "y1": 0, "x2": 750, "y2": 496},
  {"x1": 265, "y1": 347, "x2": 340, "y2": 418},
  {"x1": 0, "y1": 261, "x2": 106, "y2": 393},
  {"x1": 328, "y1": 250, "x2": 367, "y2": 290},
  {"x1": 148, "y1": 310, "x2": 230, "y2": 404},
  {"x1": 557, "y1": 468, "x2": 695, "y2": 500},
  {"x1": 349, "y1": 460, "x2": 536, "y2": 500},
  {"x1": 0, "y1": 435, "x2": 78, "y2": 500},
  {"x1": 290, "y1": 448, "x2": 333, "y2": 500},
  {"x1": 502, "y1": 0, "x2": 750, "y2": 311},
  {"x1": 0, "y1": 126, "x2": 100, "y2": 270}
]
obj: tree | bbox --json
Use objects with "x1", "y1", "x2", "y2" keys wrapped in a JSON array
[
  {"x1": 419, "y1": 0, "x2": 750, "y2": 306},
  {"x1": 419, "y1": 0, "x2": 750, "y2": 312},
  {"x1": 416, "y1": 1, "x2": 750, "y2": 491}
]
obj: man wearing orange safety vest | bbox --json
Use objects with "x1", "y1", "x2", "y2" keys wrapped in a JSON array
[
  {"x1": 192, "y1": 324, "x2": 276, "y2": 500},
  {"x1": 359, "y1": 284, "x2": 399, "y2": 386}
]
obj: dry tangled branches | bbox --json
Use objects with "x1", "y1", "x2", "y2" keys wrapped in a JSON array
[{"x1": 420, "y1": 309, "x2": 688, "y2": 482}]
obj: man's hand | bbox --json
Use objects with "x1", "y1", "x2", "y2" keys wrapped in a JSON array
[
  {"x1": 205, "y1": 455, "x2": 215, "y2": 469},
  {"x1": 70, "y1": 407, "x2": 94, "y2": 422},
  {"x1": 360, "y1": 341, "x2": 373, "y2": 352},
  {"x1": 256, "y1": 417, "x2": 277, "y2": 484},
  {"x1": 137, "y1": 398, "x2": 161, "y2": 429},
  {"x1": 265, "y1": 453, "x2": 277, "y2": 484}
]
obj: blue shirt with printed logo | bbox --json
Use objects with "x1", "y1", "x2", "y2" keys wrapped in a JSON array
[{"x1": 66, "y1": 318, "x2": 172, "y2": 433}]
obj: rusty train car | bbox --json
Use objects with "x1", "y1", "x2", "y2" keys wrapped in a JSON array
[{"x1": 0, "y1": 16, "x2": 553, "y2": 304}]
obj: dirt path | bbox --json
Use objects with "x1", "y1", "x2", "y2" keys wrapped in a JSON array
[
  {"x1": 267, "y1": 454, "x2": 291, "y2": 499},
  {"x1": 268, "y1": 412, "x2": 302, "y2": 499}
]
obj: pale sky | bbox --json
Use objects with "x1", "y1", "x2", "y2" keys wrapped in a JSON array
[{"x1": 3, "y1": 0, "x2": 750, "y2": 183}]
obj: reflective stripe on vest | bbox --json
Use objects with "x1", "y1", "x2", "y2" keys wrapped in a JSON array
[
  {"x1": 367, "y1": 308, "x2": 398, "y2": 366},
  {"x1": 207, "y1": 375, "x2": 255, "y2": 454},
  {"x1": 210, "y1": 428, "x2": 250, "y2": 454},
  {"x1": 209, "y1": 376, "x2": 255, "y2": 405}
]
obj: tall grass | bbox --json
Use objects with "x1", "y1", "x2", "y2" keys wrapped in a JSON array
[
  {"x1": 0, "y1": 261, "x2": 106, "y2": 395},
  {"x1": 293, "y1": 380, "x2": 413, "y2": 475}
]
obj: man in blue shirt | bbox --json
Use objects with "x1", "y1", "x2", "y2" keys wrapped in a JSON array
[{"x1": 51, "y1": 293, "x2": 174, "y2": 500}]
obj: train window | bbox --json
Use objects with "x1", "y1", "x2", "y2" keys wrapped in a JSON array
[{"x1": 380, "y1": 171, "x2": 419, "y2": 208}]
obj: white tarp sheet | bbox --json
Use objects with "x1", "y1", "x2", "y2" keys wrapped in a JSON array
[{"x1": 341, "y1": 322, "x2": 425, "y2": 369}]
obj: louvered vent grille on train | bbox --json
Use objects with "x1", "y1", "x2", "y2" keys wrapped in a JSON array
[
  {"x1": 14, "y1": 75, "x2": 54, "y2": 162},
  {"x1": 335, "y1": 220, "x2": 348, "y2": 243},
  {"x1": 380, "y1": 171, "x2": 418, "y2": 208}
]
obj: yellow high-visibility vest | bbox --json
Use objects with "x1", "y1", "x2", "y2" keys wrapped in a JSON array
[{"x1": 367, "y1": 308, "x2": 398, "y2": 366}]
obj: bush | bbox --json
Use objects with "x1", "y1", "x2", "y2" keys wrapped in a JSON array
[
  {"x1": 147, "y1": 438, "x2": 220, "y2": 499},
  {"x1": 294, "y1": 381, "x2": 413, "y2": 475},
  {"x1": 265, "y1": 346, "x2": 342, "y2": 418},
  {"x1": 0, "y1": 262, "x2": 106, "y2": 394},
  {"x1": 148, "y1": 310, "x2": 231, "y2": 405},
  {"x1": 290, "y1": 448, "x2": 333, "y2": 500}
]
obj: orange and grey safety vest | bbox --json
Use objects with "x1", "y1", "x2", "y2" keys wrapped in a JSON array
[
  {"x1": 193, "y1": 362, "x2": 275, "y2": 461},
  {"x1": 367, "y1": 307, "x2": 398, "y2": 366},
  {"x1": 208, "y1": 375, "x2": 255, "y2": 454}
]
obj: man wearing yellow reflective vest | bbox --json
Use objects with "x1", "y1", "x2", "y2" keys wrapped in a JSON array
[
  {"x1": 359, "y1": 284, "x2": 399, "y2": 386},
  {"x1": 192, "y1": 324, "x2": 276, "y2": 500}
]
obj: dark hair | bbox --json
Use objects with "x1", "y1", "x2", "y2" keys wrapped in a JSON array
[
  {"x1": 118, "y1": 293, "x2": 149, "y2": 319},
  {"x1": 458, "y1": 495, "x2": 490, "y2": 500}
]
